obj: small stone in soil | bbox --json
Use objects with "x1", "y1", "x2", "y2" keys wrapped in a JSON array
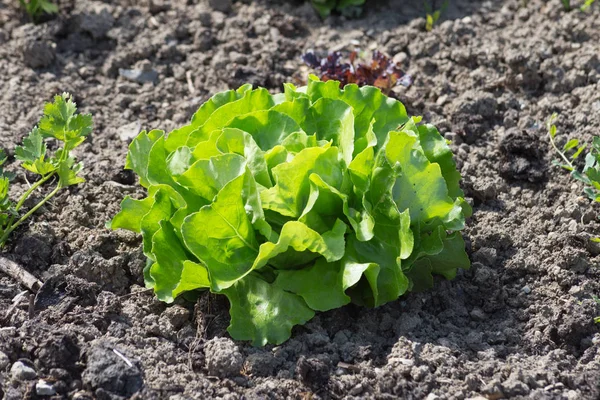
[
  {"x1": 11, "y1": 361, "x2": 37, "y2": 381},
  {"x1": 117, "y1": 121, "x2": 142, "y2": 142},
  {"x1": 36, "y1": 380, "x2": 57, "y2": 396},
  {"x1": 119, "y1": 68, "x2": 159, "y2": 84}
]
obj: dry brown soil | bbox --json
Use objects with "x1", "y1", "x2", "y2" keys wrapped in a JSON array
[{"x1": 0, "y1": 0, "x2": 599, "y2": 399}]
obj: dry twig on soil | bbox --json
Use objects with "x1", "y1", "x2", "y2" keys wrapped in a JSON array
[{"x1": 0, "y1": 256, "x2": 43, "y2": 292}]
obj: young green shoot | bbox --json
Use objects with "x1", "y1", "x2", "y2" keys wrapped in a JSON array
[
  {"x1": 580, "y1": 0, "x2": 596, "y2": 11},
  {"x1": 0, "y1": 93, "x2": 91, "y2": 248},
  {"x1": 18, "y1": 0, "x2": 58, "y2": 22},
  {"x1": 425, "y1": 0, "x2": 449, "y2": 32},
  {"x1": 559, "y1": 0, "x2": 596, "y2": 12},
  {"x1": 548, "y1": 113, "x2": 600, "y2": 240},
  {"x1": 311, "y1": 0, "x2": 365, "y2": 18}
]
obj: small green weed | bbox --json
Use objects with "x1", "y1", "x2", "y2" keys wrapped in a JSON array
[
  {"x1": 548, "y1": 113, "x2": 600, "y2": 240},
  {"x1": 581, "y1": 0, "x2": 596, "y2": 11},
  {"x1": 548, "y1": 113, "x2": 600, "y2": 203},
  {"x1": 593, "y1": 296, "x2": 600, "y2": 324},
  {"x1": 424, "y1": 0, "x2": 449, "y2": 31},
  {"x1": 0, "y1": 94, "x2": 91, "y2": 248},
  {"x1": 311, "y1": 0, "x2": 366, "y2": 18},
  {"x1": 18, "y1": 0, "x2": 58, "y2": 22},
  {"x1": 560, "y1": 0, "x2": 596, "y2": 11}
]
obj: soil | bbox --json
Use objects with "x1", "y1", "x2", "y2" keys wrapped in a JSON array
[{"x1": 0, "y1": 0, "x2": 599, "y2": 399}]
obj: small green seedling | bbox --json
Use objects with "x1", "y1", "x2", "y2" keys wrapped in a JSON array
[
  {"x1": 580, "y1": 0, "x2": 596, "y2": 11},
  {"x1": 311, "y1": 0, "x2": 366, "y2": 18},
  {"x1": 560, "y1": 0, "x2": 596, "y2": 12},
  {"x1": 424, "y1": 0, "x2": 449, "y2": 32},
  {"x1": 18, "y1": 0, "x2": 58, "y2": 22},
  {"x1": 593, "y1": 296, "x2": 600, "y2": 324},
  {"x1": 548, "y1": 113, "x2": 600, "y2": 202},
  {"x1": 0, "y1": 93, "x2": 91, "y2": 248},
  {"x1": 548, "y1": 113, "x2": 600, "y2": 240}
]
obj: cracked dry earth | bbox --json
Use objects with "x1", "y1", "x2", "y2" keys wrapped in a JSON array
[{"x1": 0, "y1": 0, "x2": 599, "y2": 398}]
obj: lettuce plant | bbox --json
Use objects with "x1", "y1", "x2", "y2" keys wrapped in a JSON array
[
  {"x1": 302, "y1": 50, "x2": 412, "y2": 95},
  {"x1": 110, "y1": 76, "x2": 471, "y2": 346}
]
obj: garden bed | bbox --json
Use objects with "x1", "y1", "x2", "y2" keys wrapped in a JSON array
[{"x1": 0, "y1": 0, "x2": 599, "y2": 398}]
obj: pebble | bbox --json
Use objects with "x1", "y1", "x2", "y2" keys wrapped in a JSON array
[
  {"x1": 36, "y1": 380, "x2": 57, "y2": 396},
  {"x1": 11, "y1": 361, "x2": 37, "y2": 381},
  {"x1": 522, "y1": 286, "x2": 531, "y2": 294},
  {"x1": 118, "y1": 120, "x2": 142, "y2": 142},
  {"x1": 393, "y1": 52, "x2": 408, "y2": 64},
  {"x1": 568, "y1": 285, "x2": 582, "y2": 296},
  {"x1": 119, "y1": 66, "x2": 159, "y2": 84},
  {"x1": 436, "y1": 94, "x2": 449, "y2": 106}
]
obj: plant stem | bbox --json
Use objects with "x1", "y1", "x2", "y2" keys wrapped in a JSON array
[
  {"x1": 1, "y1": 172, "x2": 55, "y2": 238},
  {"x1": 15, "y1": 172, "x2": 55, "y2": 212},
  {"x1": 548, "y1": 128, "x2": 574, "y2": 170},
  {"x1": 0, "y1": 184, "x2": 61, "y2": 247}
]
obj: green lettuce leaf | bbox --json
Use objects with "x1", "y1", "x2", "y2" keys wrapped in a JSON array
[
  {"x1": 223, "y1": 273, "x2": 314, "y2": 347},
  {"x1": 182, "y1": 173, "x2": 260, "y2": 291},
  {"x1": 261, "y1": 145, "x2": 343, "y2": 218}
]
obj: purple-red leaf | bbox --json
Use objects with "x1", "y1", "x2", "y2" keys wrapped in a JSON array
[{"x1": 302, "y1": 50, "x2": 412, "y2": 94}]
